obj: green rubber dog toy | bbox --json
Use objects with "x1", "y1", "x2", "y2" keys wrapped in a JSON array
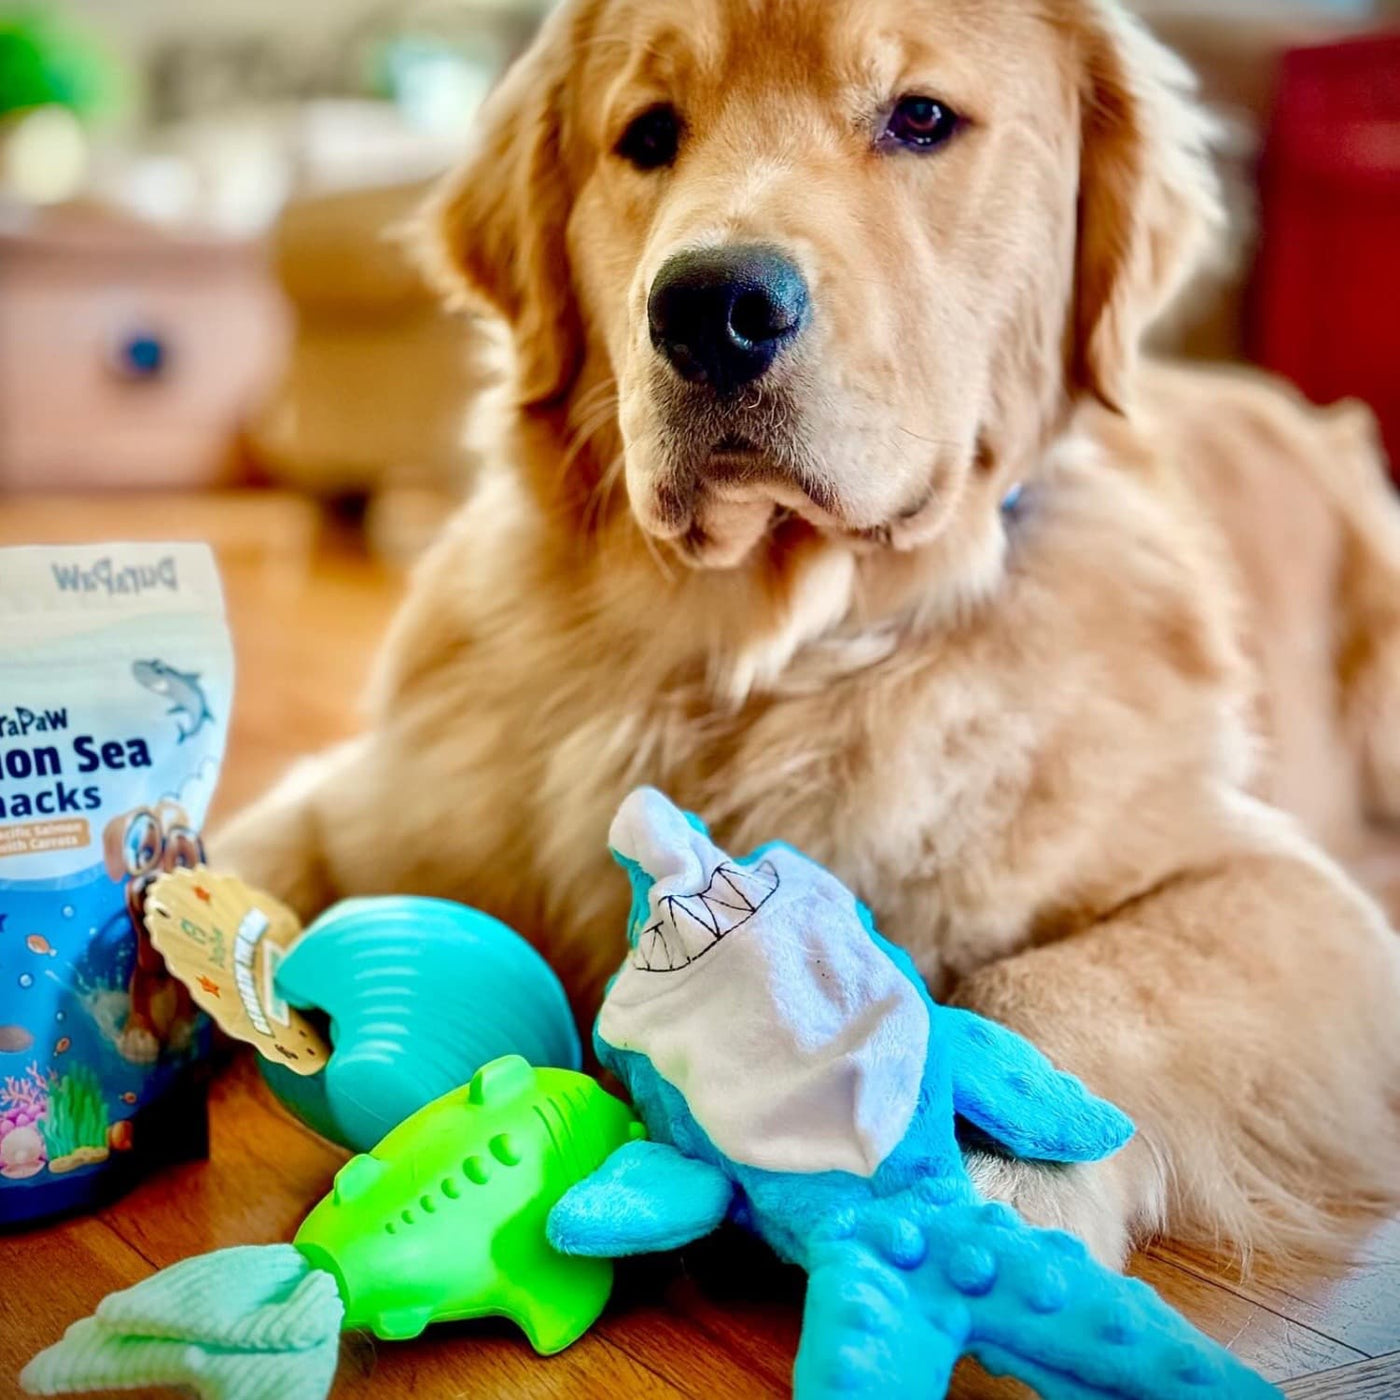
[
  {"x1": 296, "y1": 1054, "x2": 645, "y2": 1350},
  {"x1": 22, "y1": 1057, "x2": 643, "y2": 1400}
]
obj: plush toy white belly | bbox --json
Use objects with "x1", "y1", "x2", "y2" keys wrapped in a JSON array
[{"x1": 599, "y1": 791, "x2": 930, "y2": 1178}]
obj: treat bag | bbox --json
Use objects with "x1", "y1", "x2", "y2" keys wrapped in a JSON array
[{"x1": 0, "y1": 543, "x2": 233, "y2": 1226}]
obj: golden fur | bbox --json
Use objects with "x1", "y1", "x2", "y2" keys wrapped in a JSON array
[{"x1": 220, "y1": 0, "x2": 1400, "y2": 1269}]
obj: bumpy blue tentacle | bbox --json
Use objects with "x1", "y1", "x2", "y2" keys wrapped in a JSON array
[
  {"x1": 793, "y1": 1195, "x2": 1282, "y2": 1400},
  {"x1": 796, "y1": 1237, "x2": 964, "y2": 1399}
]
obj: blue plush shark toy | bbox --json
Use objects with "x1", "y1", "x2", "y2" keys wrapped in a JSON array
[{"x1": 547, "y1": 789, "x2": 1281, "y2": 1400}]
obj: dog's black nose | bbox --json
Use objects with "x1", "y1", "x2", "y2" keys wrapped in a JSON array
[{"x1": 648, "y1": 246, "x2": 808, "y2": 394}]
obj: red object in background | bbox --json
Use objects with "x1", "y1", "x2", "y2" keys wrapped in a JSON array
[{"x1": 1252, "y1": 33, "x2": 1400, "y2": 471}]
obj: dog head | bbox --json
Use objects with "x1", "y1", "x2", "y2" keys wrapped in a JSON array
[
  {"x1": 424, "y1": 0, "x2": 1218, "y2": 571},
  {"x1": 103, "y1": 801, "x2": 204, "y2": 927}
]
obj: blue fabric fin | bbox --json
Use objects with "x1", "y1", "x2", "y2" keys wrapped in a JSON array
[
  {"x1": 548, "y1": 1139, "x2": 734, "y2": 1256},
  {"x1": 942, "y1": 1008, "x2": 1135, "y2": 1163}
]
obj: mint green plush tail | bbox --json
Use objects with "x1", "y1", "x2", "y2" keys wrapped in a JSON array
[{"x1": 21, "y1": 1245, "x2": 343, "y2": 1400}]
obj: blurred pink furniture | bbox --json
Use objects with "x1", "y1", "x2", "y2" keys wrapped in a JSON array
[{"x1": 0, "y1": 206, "x2": 289, "y2": 491}]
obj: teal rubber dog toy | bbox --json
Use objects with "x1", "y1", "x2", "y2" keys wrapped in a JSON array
[
  {"x1": 261, "y1": 896, "x2": 582, "y2": 1152},
  {"x1": 547, "y1": 789, "x2": 1282, "y2": 1400}
]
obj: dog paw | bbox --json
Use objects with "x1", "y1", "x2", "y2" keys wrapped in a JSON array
[{"x1": 963, "y1": 1149, "x2": 1131, "y2": 1269}]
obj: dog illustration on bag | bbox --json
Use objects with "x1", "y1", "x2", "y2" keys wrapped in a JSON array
[{"x1": 102, "y1": 802, "x2": 203, "y2": 1063}]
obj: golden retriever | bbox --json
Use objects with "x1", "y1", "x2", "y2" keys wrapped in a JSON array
[{"x1": 219, "y1": 0, "x2": 1400, "y2": 1270}]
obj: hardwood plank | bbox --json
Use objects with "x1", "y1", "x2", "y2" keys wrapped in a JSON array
[
  {"x1": 1153, "y1": 1221, "x2": 1400, "y2": 1360},
  {"x1": 96, "y1": 1055, "x2": 344, "y2": 1265},
  {"x1": 949, "y1": 1360, "x2": 1037, "y2": 1399},
  {"x1": 1281, "y1": 1351, "x2": 1400, "y2": 1399},
  {"x1": 332, "y1": 1320, "x2": 690, "y2": 1400},
  {"x1": 1129, "y1": 1253, "x2": 1365, "y2": 1383},
  {"x1": 654, "y1": 1237, "x2": 804, "y2": 1393},
  {"x1": 0, "y1": 1216, "x2": 153, "y2": 1388},
  {"x1": 600, "y1": 1268, "x2": 791, "y2": 1399}
]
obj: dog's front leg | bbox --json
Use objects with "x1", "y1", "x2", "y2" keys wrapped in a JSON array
[
  {"x1": 213, "y1": 738, "x2": 372, "y2": 921},
  {"x1": 950, "y1": 839, "x2": 1400, "y2": 1270}
]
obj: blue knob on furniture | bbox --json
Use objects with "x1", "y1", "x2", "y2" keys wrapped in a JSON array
[{"x1": 113, "y1": 331, "x2": 167, "y2": 381}]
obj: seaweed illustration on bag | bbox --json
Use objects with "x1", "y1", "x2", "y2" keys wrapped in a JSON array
[{"x1": 41, "y1": 1064, "x2": 110, "y2": 1175}]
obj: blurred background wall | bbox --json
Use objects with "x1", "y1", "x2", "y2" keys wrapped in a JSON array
[{"x1": 1, "y1": 0, "x2": 1397, "y2": 563}]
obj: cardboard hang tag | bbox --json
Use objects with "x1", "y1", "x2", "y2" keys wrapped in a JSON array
[{"x1": 145, "y1": 867, "x2": 331, "y2": 1075}]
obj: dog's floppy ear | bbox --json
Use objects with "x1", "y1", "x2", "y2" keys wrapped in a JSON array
[
  {"x1": 1072, "y1": 2, "x2": 1222, "y2": 408},
  {"x1": 103, "y1": 813, "x2": 131, "y2": 882},
  {"x1": 419, "y1": 4, "x2": 583, "y2": 407}
]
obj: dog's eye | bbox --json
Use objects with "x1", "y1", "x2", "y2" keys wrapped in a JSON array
[
  {"x1": 881, "y1": 95, "x2": 961, "y2": 151},
  {"x1": 616, "y1": 104, "x2": 681, "y2": 170}
]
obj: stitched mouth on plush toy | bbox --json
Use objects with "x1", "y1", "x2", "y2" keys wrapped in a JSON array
[{"x1": 631, "y1": 859, "x2": 781, "y2": 972}]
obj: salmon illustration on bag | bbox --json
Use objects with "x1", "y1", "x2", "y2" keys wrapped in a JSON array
[{"x1": 0, "y1": 543, "x2": 233, "y2": 1224}]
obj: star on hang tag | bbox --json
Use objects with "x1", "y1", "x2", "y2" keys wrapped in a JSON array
[{"x1": 144, "y1": 867, "x2": 330, "y2": 1077}]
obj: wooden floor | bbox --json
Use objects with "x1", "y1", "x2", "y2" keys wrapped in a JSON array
[{"x1": 1, "y1": 492, "x2": 1397, "y2": 1399}]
